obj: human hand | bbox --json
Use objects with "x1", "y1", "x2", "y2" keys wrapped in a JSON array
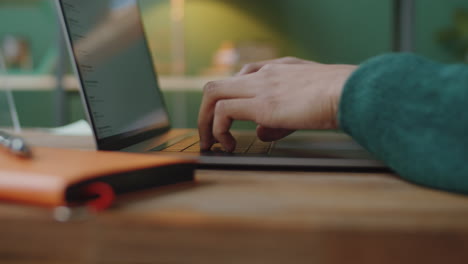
[{"x1": 198, "y1": 58, "x2": 357, "y2": 152}]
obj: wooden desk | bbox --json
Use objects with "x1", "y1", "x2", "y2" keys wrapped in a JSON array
[{"x1": 1, "y1": 131, "x2": 468, "y2": 264}]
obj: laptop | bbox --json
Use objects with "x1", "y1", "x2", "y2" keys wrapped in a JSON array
[{"x1": 55, "y1": 0, "x2": 386, "y2": 170}]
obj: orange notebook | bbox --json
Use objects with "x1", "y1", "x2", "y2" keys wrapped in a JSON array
[{"x1": 0, "y1": 147, "x2": 196, "y2": 211}]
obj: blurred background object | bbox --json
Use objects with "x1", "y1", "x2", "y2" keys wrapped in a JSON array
[
  {"x1": 0, "y1": 45, "x2": 21, "y2": 132},
  {"x1": 0, "y1": 89, "x2": 21, "y2": 133},
  {"x1": 1, "y1": 0, "x2": 468, "y2": 129},
  {"x1": 0, "y1": 91, "x2": 14, "y2": 128},
  {"x1": 1, "y1": 35, "x2": 33, "y2": 71},
  {"x1": 393, "y1": 0, "x2": 415, "y2": 52},
  {"x1": 438, "y1": 8, "x2": 468, "y2": 62}
]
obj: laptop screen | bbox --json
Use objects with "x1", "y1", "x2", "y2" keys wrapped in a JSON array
[{"x1": 58, "y1": 0, "x2": 170, "y2": 149}]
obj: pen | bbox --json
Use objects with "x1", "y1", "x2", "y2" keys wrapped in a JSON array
[{"x1": 0, "y1": 130, "x2": 33, "y2": 159}]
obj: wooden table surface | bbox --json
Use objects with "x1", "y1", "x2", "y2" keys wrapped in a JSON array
[{"x1": 1, "y1": 130, "x2": 468, "y2": 264}]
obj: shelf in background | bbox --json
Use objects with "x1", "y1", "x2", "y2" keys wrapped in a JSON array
[{"x1": 2, "y1": 75, "x2": 225, "y2": 92}]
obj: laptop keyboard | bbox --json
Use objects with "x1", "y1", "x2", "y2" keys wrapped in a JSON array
[{"x1": 159, "y1": 135, "x2": 272, "y2": 154}]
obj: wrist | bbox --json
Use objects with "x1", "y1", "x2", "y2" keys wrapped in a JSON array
[{"x1": 331, "y1": 65, "x2": 358, "y2": 128}]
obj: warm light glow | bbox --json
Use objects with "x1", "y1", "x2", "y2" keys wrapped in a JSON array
[
  {"x1": 171, "y1": 0, "x2": 185, "y2": 22},
  {"x1": 170, "y1": 0, "x2": 186, "y2": 75}
]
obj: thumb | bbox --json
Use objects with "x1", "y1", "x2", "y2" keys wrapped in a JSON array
[{"x1": 256, "y1": 125, "x2": 295, "y2": 142}]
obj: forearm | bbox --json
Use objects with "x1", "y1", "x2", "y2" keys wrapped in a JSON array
[{"x1": 339, "y1": 53, "x2": 468, "y2": 193}]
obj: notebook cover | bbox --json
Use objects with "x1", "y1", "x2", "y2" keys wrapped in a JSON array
[{"x1": 0, "y1": 147, "x2": 196, "y2": 208}]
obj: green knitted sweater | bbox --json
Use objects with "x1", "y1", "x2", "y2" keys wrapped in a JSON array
[{"x1": 339, "y1": 53, "x2": 468, "y2": 194}]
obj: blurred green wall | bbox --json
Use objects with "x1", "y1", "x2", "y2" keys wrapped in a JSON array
[
  {"x1": 415, "y1": 0, "x2": 468, "y2": 62},
  {"x1": 183, "y1": 0, "x2": 392, "y2": 72},
  {"x1": 2, "y1": 0, "x2": 467, "y2": 128},
  {"x1": 0, "y1": 1, "x2": 57, "y2": 73}
]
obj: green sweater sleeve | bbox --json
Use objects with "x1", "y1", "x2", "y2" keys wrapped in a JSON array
[{"x1": 339, "y1": 53, "x2": 468, "y2": 194}]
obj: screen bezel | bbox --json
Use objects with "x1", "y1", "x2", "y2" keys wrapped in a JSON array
[{"x1": 55, "y1": 0, "x2": 171, "y2": 150}]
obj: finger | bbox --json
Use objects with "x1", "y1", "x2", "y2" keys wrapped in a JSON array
[
  {"x1": 236, "y1": 57, "x2": 318, "y2": 76},
  {"x1": 212, "y1": 98, "x2": 257, "y2": 152},
  {"x1": 236, "y1": 59, "x2": 283, "y2": 76},
  {"x1": 256, "y1": 125, "x2": 295, "y2": 142},
  {"x1": 198, "y1": 76, "x2": 257, "y2": 150},
  {"x1": 236, "y1": 62, "x2": 265, "y2": 76}
]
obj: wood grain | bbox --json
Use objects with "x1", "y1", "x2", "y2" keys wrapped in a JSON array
[{"x1": 1, "y1": 132, "x2": 468, "y2": 263}]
